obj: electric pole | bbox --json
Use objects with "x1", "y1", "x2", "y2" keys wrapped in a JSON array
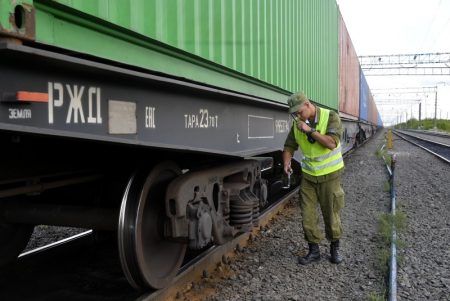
[
  {"x1": 419, "y1": 103, "x2": 421, "y2": 121},
  {"x1": 434, "y1": 86, "x2": 438, "y2": 129}
]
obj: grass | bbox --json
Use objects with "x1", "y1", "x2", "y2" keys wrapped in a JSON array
[
  {"x1": 368, "y1": 291, "x2": 386, "y2": 301},
  {"x1": 395, "y1": 118, "x2": 450, "y2": 132},
  {"x1": 375, "y1": 148, "x2": 383, "y2": 159},
  {"x1": 375, "y1": 144, "x2": 392, "y2": 167},
  {"x1": 383, "y1": 181, "x2": 390, "y2": 192},
  {"x1": 374, "y1": 210, "x2": 407, "y2": 301},
  {"x1": 370, "y1": 138, "x2": 408, "y2": 300},
  {"x1": 378, "y1": 211, "x2": 407, "y2": 243},
  {"x1": 377, "y1": 210, "x2": 407, "y2": 274},
  {"x1": 378, "y1": 248, "x2": 390, "y2": 275}
]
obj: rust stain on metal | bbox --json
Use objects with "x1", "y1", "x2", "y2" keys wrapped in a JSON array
[
  {"x1": 1, "y1": 3, "x2": 35, "y2": 41},
  {"x1": 20, "y1": 3, "x2": 36, "y2": 40}
]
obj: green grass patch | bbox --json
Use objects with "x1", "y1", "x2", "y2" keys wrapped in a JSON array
[
  {"x1": 377, "y1": 210, "x2": 407, "y2": 276},
  {"x1": 379, "y1": 211, "x2": 407, "y2": 243},
  {"x1": 375, "y1": 144, "x2": 392, "y2": 167},
  {"x1": 378, "y1": 248, "x2": 390, "y2": 274},
  {"x1": 368, "y1": 291, "x2": 386, "y2": 301},
  {"x1": 395, "y1": 118, "x2": 450, "y2": 132},
  {"x1": 375, "y1": 146, "x2": 383, "y2": 158},
  {"x1": 383, "y1": 181, "x2": 390, "y2": 192}
]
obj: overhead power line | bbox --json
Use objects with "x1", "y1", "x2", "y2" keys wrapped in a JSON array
[
  {"x1": 375, "y1": 99, "x2": 421, "y2": 105},
  {"x1": 359, "y1": 53, "x2": 450, "y2": 66},
  {"x1": 372, "y1": 86, "x2": 437, "y2": 94},
  {"x1": 372, "y1": 86, "x2": 437, "y2": 100},
  {"x1": 363, "y1": 67, "x2": 450, "y2": 76},
  {"x1": 359, "y1": 53, "x2": 450, "y2": 76}
]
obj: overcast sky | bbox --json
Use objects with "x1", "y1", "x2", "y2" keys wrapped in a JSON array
[{"x1": 336, "y1": 0, "x2": 450, "y2": 125}]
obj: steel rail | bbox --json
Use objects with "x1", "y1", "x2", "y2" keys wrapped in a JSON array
[
  {"x1": 380, "y1": 143, "x2": 397, "y2": 301},
  {"x1": 388, "y1": 154, "x2": 397, "y2": 301},
  {"x1": 399, "y1": 129, "x2": 450, "y2": 140},
  {"x1": 388, "y1": 129, "x2": 450, "y2": 298},
  {"x1": 18, "y1": 230, "x2": 93, "y2": 259},
  {"x1": 393, "y1": 130, "x2": 450, "y2": 164}
]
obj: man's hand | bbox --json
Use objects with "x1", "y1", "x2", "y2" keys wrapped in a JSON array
[
  {"x1": 297, "y1": 120, "x2": 312, "y2": 134},
  {"x1": 282, "y1": 151, "x2": 294, "y2": 175},
  {"x1": 296, "y1": 120, "x2": 337, "y2": 150},
  {"x1": 284, "y1": 162, "x2": 293, "y2": 175}
]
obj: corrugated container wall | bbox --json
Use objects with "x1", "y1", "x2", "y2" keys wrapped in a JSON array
[
  {"x1": 359, "y1": 67, "x2": 369, "y2": 122},
  {"x1": 36, "y1": 0, "x2": 339, "y2": 109},
  {"x1": 368, "y1": 92, "x2": 378, "y2": 125},
  {"x1": 377, "y1": 112, "x2": 383, "y2": 127},
  {"x1": 338, "y1": 10, "x2": 359, "y2": 119}
]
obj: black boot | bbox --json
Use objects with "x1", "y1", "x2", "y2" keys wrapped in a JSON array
[
  {"x1": 330, "y1": 240, "x2": 343, "y2": 264},
  {"x1": 298, "y1": 243, "x2": 320, "y2": 265}
]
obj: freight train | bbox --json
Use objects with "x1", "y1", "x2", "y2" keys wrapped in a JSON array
[{"x1": 0, "y1": 0, "x2": 381, "y2": 290}]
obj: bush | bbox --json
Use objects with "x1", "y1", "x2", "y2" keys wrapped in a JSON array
[{"x1": 395, "y1": 118, "x2": 450, "y2": 133}]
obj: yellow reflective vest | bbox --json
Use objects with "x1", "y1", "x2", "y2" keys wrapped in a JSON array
[{"x1": 293, "y1": 108, "x2": 344, "y2": 176}]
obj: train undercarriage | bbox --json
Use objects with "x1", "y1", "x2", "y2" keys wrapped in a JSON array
[
  {"x1": 0, "y1": 133, "x2": 297, "y2": 289},
  {"x1": 0, "y1": 42, "x2": 375, "y2": 290}
]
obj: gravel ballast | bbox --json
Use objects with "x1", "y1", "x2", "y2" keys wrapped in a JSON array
[
  {"x1": 183, "y1": 131, "x2": 391, "y2": 301},
  {"x1": 24, "y1": 226, "x2": 88, "y2": 252},
  {"x1": 185, "y1": 130, "x2": 450, "y2": 300},
  {"x1": 394, "y1": 135, "x2": 450, "y2": 300}
]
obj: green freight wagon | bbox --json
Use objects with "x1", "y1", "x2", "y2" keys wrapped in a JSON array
[{"x1": 1, "y1": 0, "x2": 340, "y2": 109}]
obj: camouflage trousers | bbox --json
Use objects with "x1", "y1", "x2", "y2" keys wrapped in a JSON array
[{"x1": 299, "y1": 172, "x2": 345, "y2": 244}]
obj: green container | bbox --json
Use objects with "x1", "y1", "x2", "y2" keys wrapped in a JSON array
[{"x1": 2, "y1": 0, "x2": 339, "y2": 109}]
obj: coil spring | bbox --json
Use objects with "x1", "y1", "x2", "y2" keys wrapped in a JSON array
[
  {"x1": 229, "y1": 201, "x2": 253, "y2": 226},
  {"x1": 252, "y1": 202, "x2": 259, "y2": 226}
]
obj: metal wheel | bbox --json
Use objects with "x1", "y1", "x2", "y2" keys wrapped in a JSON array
[
  {"x1": 0, "y1": 223, "x2": 34, "y2": 266},
  {"x1": 118, "y1": 162, "x2": 186, "y2": 289}
]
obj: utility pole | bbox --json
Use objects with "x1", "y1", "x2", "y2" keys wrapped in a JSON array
[
  {"x1": 418, "y1": 103, "x2": 422, "y2": 128},
  {"x1": 434, "y1": 86, "x2": 438, "y2": 129}
]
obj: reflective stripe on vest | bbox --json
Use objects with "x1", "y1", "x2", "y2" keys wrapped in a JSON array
[
  {"x1": 301, "y1": 156, "x2": 344, "y2": 172},
  {"x1": 303, "y1": 145, "x2": 342, "y2": 162},
  {"x1": 293, "y1": 107, "x2": 344, "y2": 176}
]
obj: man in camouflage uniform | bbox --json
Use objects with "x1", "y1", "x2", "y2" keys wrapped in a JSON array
[{"x1": 283, "y1": 91, "x2": 345, "y2": 264}]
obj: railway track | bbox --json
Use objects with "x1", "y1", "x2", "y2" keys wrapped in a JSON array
[
  {"x1": 20, "y1": 229, "x2": 93, "y2": 259},
  {"x1": 390, "y1": 133, "x2": 450, "y2": 300},
  {"x1": 394, "y1": 130, "x2": 450, "y2": 163},
  {"x1": 400, "y1": 129, "x2": 450, "y2": 139}
]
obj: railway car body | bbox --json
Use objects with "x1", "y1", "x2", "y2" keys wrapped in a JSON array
[{"x1": 0, "y1": 0, "x2": 381, "y2": 290}]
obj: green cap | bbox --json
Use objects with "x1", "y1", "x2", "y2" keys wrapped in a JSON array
[{"x1": 287, "y1": 92, "x2": 308, "y2": 113}]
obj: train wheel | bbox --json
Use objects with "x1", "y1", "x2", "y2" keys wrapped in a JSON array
[
  {"x1": 0, "y1": 223, "x2": 34, "y2": 266},
  {"x1": 118, "y1": 161, "x2": 186, "y2": 289}
]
